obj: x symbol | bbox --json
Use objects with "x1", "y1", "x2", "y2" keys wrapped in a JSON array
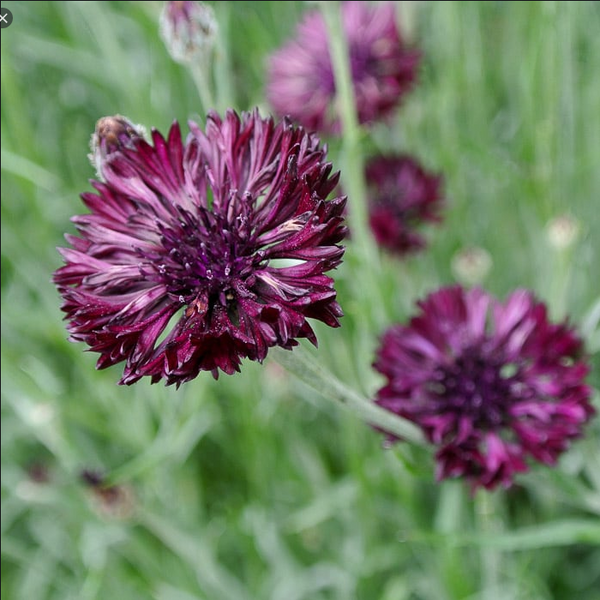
[{"x1": 0, "y1": 8, "x2": 13, "y2": 28}]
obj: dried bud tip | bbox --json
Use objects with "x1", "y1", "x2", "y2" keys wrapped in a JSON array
[{"x1": 89, "y1": 115, "x2": 145, "y2": 178}]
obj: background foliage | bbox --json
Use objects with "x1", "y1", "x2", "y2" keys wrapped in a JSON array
[{"x1": 1, "y1": 2, "x2": 599, "y2": 599}]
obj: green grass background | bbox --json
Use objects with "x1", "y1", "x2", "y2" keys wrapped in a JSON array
[{"x1": 1, "y1": 2, "x2": 599, "y2": 599}]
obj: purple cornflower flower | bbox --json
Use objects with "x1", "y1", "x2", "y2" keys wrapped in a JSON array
[
  {"x1": 54, "y1": 109, "x2": 347, "y2": 386},
  {"x1": 373, "y1": 286, "x2": 594, "y2": 490},
  {"x1": 267, "y1": 1, "x2": 420, "y2": 134},
  {"x1": 366, "y1": 155, "x2": 443, "y2": 256}
]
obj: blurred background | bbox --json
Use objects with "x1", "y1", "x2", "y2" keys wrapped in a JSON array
[{"x1": 1, "y1": 2, "x2": 599, "y2": 599}]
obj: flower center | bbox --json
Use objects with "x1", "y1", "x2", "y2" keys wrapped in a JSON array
[
  {"x1": 153, "y1": 206, "x2": 259, "y2": 305},
  {"x1": 429, "y1": 347, "x2": 522, "y2": 429}
]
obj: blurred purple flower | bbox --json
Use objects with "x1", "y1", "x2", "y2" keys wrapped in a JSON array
[
  {"x1": 373, "y1": 286, "x2": 594, "y2": 490},
  {"x1": 267, "y1": 1, "x2": 420, "y2": 134},
  {"x1": 366, "y1": 155, "x2": 443, "y2": 256},
  {"x1": 54, "y1": 109, "x2": 347, "y2": 386}
]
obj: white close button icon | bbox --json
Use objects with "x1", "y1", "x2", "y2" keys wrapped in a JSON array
[{"x1": 0, "y1": 7, "x2": 13, "y2": 28}]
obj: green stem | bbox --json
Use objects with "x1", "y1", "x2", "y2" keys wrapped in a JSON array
[
  {"x1": 271, "y1": 346, "x2": 426, "y2": 447},
  {"x1": 320, "y1": 1, "x2": 379, "y2": 269},
  {"x1": 212, "y1": 1, "x2": 235, "y2": 112},
  {"x1": 190, "y1": 61, "x2": 217, "y2": 116},
  {"x1": 435, "y1": 482, "x2": 471, "y2": 598},
  {"x1": 320, "y1": 0, "x2": 389, "y2": 392},
  {"x1": 548, "y1": 246, "x2": 573, "y2": 320},
  {"x1": 476, "y1": 490, "x2": 502, "y2": 600}
]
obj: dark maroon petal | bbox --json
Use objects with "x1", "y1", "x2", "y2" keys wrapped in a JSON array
[{"x1": 373, "y1": 285, "x2": 595, "y2": 491}]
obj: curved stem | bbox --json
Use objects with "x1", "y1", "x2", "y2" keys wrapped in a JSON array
[
  {"x1": 190, "y1": 61, "x2": 217, "y2": 116},
  {"x1": 320, "y1": 1, "x2": 379, "y2": 270},
  {"x1": 271, "y1": 346, "x2": 427, "y2": 447}
]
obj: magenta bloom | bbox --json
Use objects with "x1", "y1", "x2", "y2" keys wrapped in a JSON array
[
  {"x1": 267, "y1": 2, "x2": 420, "y2": 134},
  {"x1": 366, "y1": 155, "x2": 443, "y2": 256},
  {"x1": 54, "y1": 109, "x2": 347, "y2": 386},
  {"x1": 373, "y1": 286, "x2": 594, "y2": 490}
]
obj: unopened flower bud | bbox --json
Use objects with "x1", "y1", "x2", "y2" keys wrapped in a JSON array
[
  {"x1": 160, "y1": 1, "x2": 218, "y2": 64},
  {"x1": 546, "y1": 214, "x2": 580, "y2": 250},
  {"x1": 89, "y1": 115, "x2": 145, "y2": 179},
  {"x1": 451, "y1": 247, "x2": 492, "y2": 286}
]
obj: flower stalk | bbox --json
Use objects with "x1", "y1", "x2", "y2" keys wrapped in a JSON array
[
  {"x1": 160, "y1": 1, "x2": 219, "y2": 114},
  {"x1": 271, "y1": 345, "x2": 426, "y2": 447},
  {"x1": 320, "y1": 1, "x2": 376, "y2": 268},
  {"x1": 190, "y1": 62, "x2": 217, "y2": 116},
  {"x1": 476, "y1": 490, "x2": 502, "y2": 600}
]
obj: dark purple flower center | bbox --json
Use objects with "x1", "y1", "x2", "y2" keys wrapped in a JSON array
[
  {"x1": 151, "y1": 200, "x2": 260, "y2": 306},
  {"x1": 428, "y1": 347, "x2": 524, "y2": 430},
  {"x1": 349, "y1": 47, "x2": 372, "y2": 82}
]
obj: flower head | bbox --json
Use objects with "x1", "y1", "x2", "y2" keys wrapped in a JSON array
[
  {"x1": 366, "y1": 155, "x2": 444, "y2": 256},
  {"x1": 267, "y1": 1, "x2": 420, "y2": 134},
  {"x1": 373, "y1": 286, "x2": 594, "y2": 490},
  {"x1": 54, "y1": 109, "x2": 347, "y2": 386}
]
